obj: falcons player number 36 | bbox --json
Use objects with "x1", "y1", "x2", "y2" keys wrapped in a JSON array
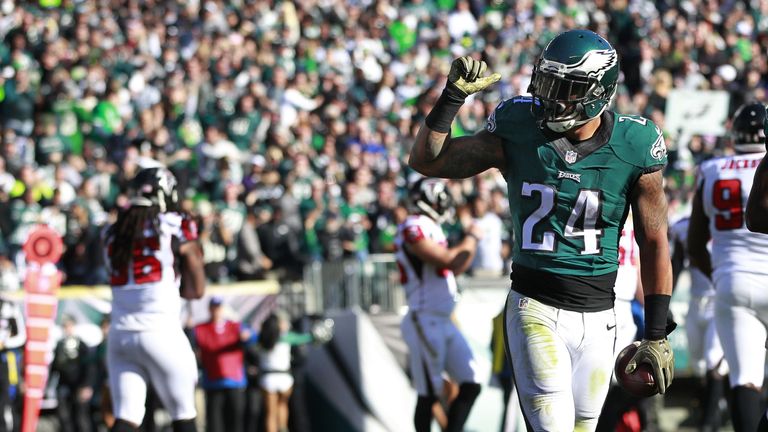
[
  {"x1": 110, "y1": 236, "x2": 162, "y2": 285},
  {"x1": 712, "y1": 179, "x2": 743, "y2": 231}
]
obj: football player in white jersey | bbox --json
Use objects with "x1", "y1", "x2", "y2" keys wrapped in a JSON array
[
  {"x1": 104, "y1": 168, "x2": 205, "y2": 432},
  {"x1": 670, "y1": 216, "x2": 726, "y2": 431},
  {"x1": 396, "y1": 178, "x2": 483, "y2": 432},
  {"x1": 688, "y1": 102, "x2": 768, "y2": 432},
  {"x1": 596, "y1": 216, "x2": 644, "y2": 430},
  {"x1": 614, "y1": 213, "x2": 642, "y2": 350}
]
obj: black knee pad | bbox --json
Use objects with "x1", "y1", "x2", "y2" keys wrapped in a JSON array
[
  {"x1": 731, "y1": 385, "x2": 762, "y2": 432},
  {"x1": 172, "y1": 418, "x2": 197, "y2": 432},
  {"x1": 111, "y1": 419, "x2": 139, "y2": 432},
  {"x1": 457, "y1": 382, "x2": 481, "y2": 401},
  {"x1": 414, "y1": 396, "x2": 437, "y2": 432},
  {"x1": 415, "y1": 395, "x2": 437, "y2": 415}
]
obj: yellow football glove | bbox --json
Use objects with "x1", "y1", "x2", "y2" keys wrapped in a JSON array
[
  {"x1": 447, "y1": 56, "x2": 502, "y2": 96},
  {"x1": 625, "y1": 338, "x2": 675, "y2": 394}
]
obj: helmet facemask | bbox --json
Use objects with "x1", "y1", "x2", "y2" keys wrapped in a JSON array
[{"x1": 529, "y1": 58, "x2": 613, "y2": 133}]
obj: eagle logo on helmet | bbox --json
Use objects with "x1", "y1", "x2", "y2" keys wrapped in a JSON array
[{"x1": 538, "y1": 49, "x2": 617, "y2": 80}]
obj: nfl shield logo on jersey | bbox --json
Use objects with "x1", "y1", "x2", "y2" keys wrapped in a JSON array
[
  {"x1": 518, "y1": 298, "x2": 529, "y2": 309},
  {"x1": 565, "y1": 150, "x2": 578, "y2": 164}
]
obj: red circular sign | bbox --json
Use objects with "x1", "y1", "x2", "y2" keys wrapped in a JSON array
[{"x1": 23, "y1": 225, "x2": 63, "y2": 264}]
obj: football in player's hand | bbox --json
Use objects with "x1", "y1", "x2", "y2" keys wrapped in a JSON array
[{"x1": 615, "y1": 342, "x2": 659, "y2": 397}]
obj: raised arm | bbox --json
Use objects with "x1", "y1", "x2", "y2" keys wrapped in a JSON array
[
  {"x1": 687, "y1": 185, "x2": 713, "y2": 279},
  {"x1": 410, "y1": 129, "x2": 505, "y2": 179},
  {"x1": 409, "y1": 56, "x2": 504, "y2": 179},
  {"x1": 746, "y1": 157, "x2": 768, "y2": 233}
]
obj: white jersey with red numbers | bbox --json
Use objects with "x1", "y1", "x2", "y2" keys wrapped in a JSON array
[
  {"x1": 698, "y1": 152, "x2": 768, "y2": 279},
  {"x1": 615, "y1": 215, "x2": 639, "y2": 302},
  {"x1": 395, "y1": 215, "x2": 458, "y2": 315},
  {"x1": 105, "y1": 212, "x2": 198, "y2": 331},
  {"x1": 614, "y1": 215, "x2": 640, "y2": 350}
]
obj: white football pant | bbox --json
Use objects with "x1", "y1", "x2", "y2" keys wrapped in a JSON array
[
  {"x1": 108, "y1": 327, "x2": 198, "y2": 425},
  {"x1": 401, "y1": 311, "x2": 480, "y2": 396},
  {"x1": 714, "y1": 271, "x2": 768, "y2": 388},
  {"x1": 686, "y1": 295, "x2": 728, "y2": 376},
  {"x1": 505, "y1": 290, "x2": 616, "y2": 432}
]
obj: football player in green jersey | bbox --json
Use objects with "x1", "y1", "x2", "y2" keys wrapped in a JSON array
[
  {"x1": 409, "y1": 29, "x2": 674, "y2": 431},
  {"x1": 744, "y1": 106, "x2": 768, "y2": 432},
  {"x1": 746, "y1": 106, "x2": 768, "y2": 235}
]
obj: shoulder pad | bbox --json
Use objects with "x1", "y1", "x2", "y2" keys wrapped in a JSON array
[
  {"x1": 611, "y1": 114, "x2": 668, "y2": 171},
  {"x1": 695, "y1": 157, "x2": 725, "y2": 187},
  {"x1": 486, "y1": 96, "x2": 537, "y2": 136}
]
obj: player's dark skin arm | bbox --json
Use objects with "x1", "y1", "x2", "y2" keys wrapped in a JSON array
[
  {"x1": 687, "y1": 185, "x2": 713, "y2": 279},
  {"x1": 630, "y1": 170, "x2": 673, "y2": 297},
  {"x1": 409, "y1": 128, "x2": 506, "y2": 179},
  {"x1": 179, "y1": 241, "x2": 205, "y2": 299},
  {"x1": 746, "y1": 157, "x2": 768, "y2": 233},
  {"x1": 669, "y1": 237, "x2": 685, "y2": 288}
]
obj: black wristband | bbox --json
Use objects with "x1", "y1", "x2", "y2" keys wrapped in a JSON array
[
  {"x1": 644, "y1": 294, "x2": 671, "y2": 340},
  {"x1": 424, "y1": 84, "x2": 467, "y2": 133}
]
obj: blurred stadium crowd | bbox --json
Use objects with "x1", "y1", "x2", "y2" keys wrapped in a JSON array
[{"x1": 1, "y1": 0, "x2": 766, "y2": 286}]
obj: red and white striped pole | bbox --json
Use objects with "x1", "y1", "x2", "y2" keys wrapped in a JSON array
[{"x1": 21, "y1": 225, "x2": 63, "y2": 432}]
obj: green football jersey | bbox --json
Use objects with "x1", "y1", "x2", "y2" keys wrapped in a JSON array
[{"x1": 487, "y1": 96, "x2": 667, "y2": 277}]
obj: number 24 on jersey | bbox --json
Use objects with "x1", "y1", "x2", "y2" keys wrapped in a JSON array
[{"x1": 521, "y1": 182, "x2": 603, "y2": 255}]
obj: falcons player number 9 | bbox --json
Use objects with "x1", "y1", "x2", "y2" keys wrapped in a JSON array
[
  {"x1": 713, "y1": 179, "x2": 743, "y2": 231},
  {"x1": 109, "y1": 236, "x2": 163, "y2": 286}
]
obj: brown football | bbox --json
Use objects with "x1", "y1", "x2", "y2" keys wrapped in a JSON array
[{"x1": 614, "y1": 342, "x2": 659, "y2": 397}]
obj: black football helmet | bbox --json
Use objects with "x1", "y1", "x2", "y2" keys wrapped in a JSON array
[
  {"x1": 410, "y1": 178, "x2": 453, "y2": 223},
  {"x1": 732, "y1": 102, "x2": 767, "y2": 153},
  {"x1": 129, "y1": 167, "x2": 179, "y2": 212}
]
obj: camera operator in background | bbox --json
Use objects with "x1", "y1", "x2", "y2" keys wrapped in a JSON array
[{"x1": 0, "y1": 290, "x2": 23, "y2": 432}]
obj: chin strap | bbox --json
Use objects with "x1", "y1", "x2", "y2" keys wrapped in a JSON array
[{"x1": 546, "y1": 103, "x2": 608, "y2": 133}]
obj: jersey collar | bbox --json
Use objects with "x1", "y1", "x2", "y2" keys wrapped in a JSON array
[{"x1": 544, "y1": 110, "x2": 614, "y2": 164}]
